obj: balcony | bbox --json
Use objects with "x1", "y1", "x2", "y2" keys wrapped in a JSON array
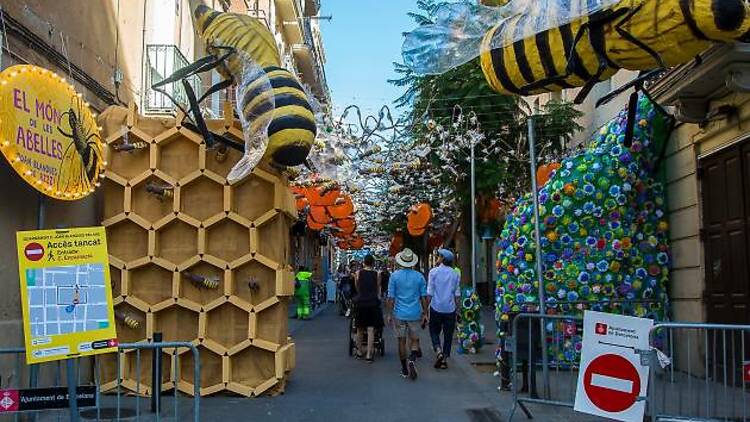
[
  {"x1": 292, "y1": 19, "x2": 329, "y2": 102},
  {"x1": 304, "y1": 0, "x2": 320, "y2": 16},
  {"x1": 143, "y1": 45, "x2": 201, "y2": 115},
  {"x1": 649, "y1": 43, "x2": 750, "y2": 122},
  {"x1": 275, "y1": 0, "x2": 304, "y2": 44}
]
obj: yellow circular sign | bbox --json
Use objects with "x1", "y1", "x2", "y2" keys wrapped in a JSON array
[{"x1": 0, "y1": 65, "x2": 105, "y2": 200}]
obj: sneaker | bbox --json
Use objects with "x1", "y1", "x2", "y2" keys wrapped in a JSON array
[
  {"x1": 434, "y1": 352, "x2": 444, "y2": 369},
  {"x1": 400, "y1": 368, "x2": 409, "y2": 378},
  {"x1": 439, "y1": 359, "x2": 448, "y2": 370},
  {"x1": 345, "y1": 308, "x2": 351, "y2": 318},
  {"x1": 407, "y1": 359, "x2": 418, "y2": 380}
]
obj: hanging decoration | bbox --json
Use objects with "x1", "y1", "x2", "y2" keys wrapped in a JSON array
[
  {"x1": 0, "y1": 65, "x2": 105, "y2": 200},
  {"x1": 407, "y1": 202, "x2": 433, "y2": 237},
  {"x1": 535, "y1": 162, "x2": 560, "y2": 188},
  {"x1": 402, "y1": 0, "x2": 750, "y2": 104}
]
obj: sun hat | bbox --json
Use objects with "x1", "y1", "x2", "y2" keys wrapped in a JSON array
[
  {"x1": 395, "y1": 248, "x2": 419, "y2": 268},
  {"x1": 437, "y1": 248, "x2": 454, "y2": 263}
]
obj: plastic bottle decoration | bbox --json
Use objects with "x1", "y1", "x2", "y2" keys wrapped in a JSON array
[
  {"x1": 495, "y1": 95, "x2": 671, "y2": 364},
  {"x1": 309, "y1": 205, "x2": 331, "y2": 225},
  {"x1": 535, "y1": 162, "x2": 560, "y2": 188},
  {"x1": 389, "y1": 231, "x2": 404, "y2": 256},
  {"x1": 306, "y1": 214, "x2": 326, "y2": 231},
  {"x1": 457, "y1": 287, "x2": 484, "y2": 354},
  {"x1": 328, "y1": 194, "x2": 354, "y2": 220},
  {"x1": 407, "y1": 203, "x2": 433, "y2": 236}
]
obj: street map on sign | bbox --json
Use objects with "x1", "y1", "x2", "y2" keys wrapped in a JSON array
[
  {"x1": 26, "y1": 264, "x2": 110, "y2": 337},
  {"x1": 17, "y1": 227, "x2": 117, "y2": 364}
]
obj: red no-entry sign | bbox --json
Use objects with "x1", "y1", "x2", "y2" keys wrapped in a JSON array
[
  {"x1": 583, "y1": 354, "x2": 641, "y2": 413},
  {"x1": 744, "y1": 361, "x2": 750, "y2": 383},
  {"x1": 575, "y1": 311, "x2": 652, "y2": 422},
  {"x1": 23, "y1": 243, "x2": 44, "y2": 261}
]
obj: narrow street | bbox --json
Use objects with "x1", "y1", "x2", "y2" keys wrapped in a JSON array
[{"x1": 201, "y1": 305, "x2": 504, "y2": 422}]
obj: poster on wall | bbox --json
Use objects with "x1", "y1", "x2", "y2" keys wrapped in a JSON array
[
  {"x1": 0, "y1": 64, "x2": 104, "y2": 200},
  {"x1": 16, "y1": 226, "x2": 117, "y2": 364}
]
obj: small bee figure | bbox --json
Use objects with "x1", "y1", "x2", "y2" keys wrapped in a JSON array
[
  {"x1": 57, "y1": 95, "x2": 102, "y2": 193},
  {"x1": 146, "y1": 181, "x2": 174, "y2": 201},
  {"x1": 182, "y1": 271, "x2": 220, "y2": 289}
]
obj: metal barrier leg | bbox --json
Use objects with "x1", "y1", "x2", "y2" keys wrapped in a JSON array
[
  {"x1": 66, "y1": 358, "x2": 79, "y2": 422},
  {"x1": 152, "y1": 332, "x2": 163, "y2": 414}
]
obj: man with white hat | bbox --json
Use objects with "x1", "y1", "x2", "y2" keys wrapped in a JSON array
[{"x1": 385, "y1": 248, "x2": 428, "y2": 380}]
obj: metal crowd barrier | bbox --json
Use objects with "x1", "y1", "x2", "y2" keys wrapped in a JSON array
[
  {"x1": 505, "y1": 313, "x2": 584, "y2": 421},
  {"x1": 0, "y1": 341, "x2": 200, "y2": 422},
  {"x1": 645, "y1": 322, "x2": 750, "y2": 422},
  {"x1": 505, "y1": 314, "x2": 750, "y2": 422}
]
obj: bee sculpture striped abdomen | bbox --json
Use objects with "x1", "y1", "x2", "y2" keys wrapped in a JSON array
[
  {"x1": 480, "y1": 12, "x2": 619, "y2": 97},
  {"x1": 237, "y1": 65, "x2": 317, "y2": 166}
]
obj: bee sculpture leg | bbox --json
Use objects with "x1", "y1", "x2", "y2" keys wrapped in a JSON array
[
  {"x1": 564, "y1": 9, "x2": 631, "y2": 104},
  {"x1": 151, "y1": 47, "x2": 243, "y2": 152}
]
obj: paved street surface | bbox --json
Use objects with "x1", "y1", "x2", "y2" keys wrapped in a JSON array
[{"x1": 199, "y1": 305, "x2": 603, "y2": 422}]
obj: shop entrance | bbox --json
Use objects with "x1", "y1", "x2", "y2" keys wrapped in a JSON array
[{"x1": 700, "y1": 138, "x2": 750, "y2": 325}]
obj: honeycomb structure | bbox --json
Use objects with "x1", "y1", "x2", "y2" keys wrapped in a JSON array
[{"x1": 98, "y1": 103, "x2": 297, "y2": 397}]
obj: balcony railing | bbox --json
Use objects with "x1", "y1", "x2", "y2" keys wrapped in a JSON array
[{"x1": 143, "y1": 44, "x2": 201, "y2": 114}]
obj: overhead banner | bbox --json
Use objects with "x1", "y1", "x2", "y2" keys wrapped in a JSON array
[
  {"x1": 0, "y1": 64, "x2": 104, "y2": 200},
  {"x1": 574, "y1": 310, "x2": 653, "y2": 422},
  {"x1": 16, "y1": 227, "x2": 117, "y2": 364}
]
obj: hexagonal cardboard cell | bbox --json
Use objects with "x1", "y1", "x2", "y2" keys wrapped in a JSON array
[
  {"x1": 156, "y1": 135, "x2": 200, "y2": 181},
  {"x1": 106, "y1": 220, "x2": 148, "y2": 263},
  {"x1": 232, "y1": 261, "x2": 276, "y2": 306},
  {"x1": 96, "y1": 351, "x2": 122, "y2": 392},
  {"x1": 231, "y1": 174, "x2": 275, "y2": 221},
  {"x1": 254, "y1": 301, "x2": 288, "y2": 346},
  {"x1": 180, "y1": 176, "x2": 224, "y2": 221},
  {"x1": 155, "y1": 220, "x2": 198, "y2": 266},
  {"x1": 179, "y1": 346, "x2": 223, "y2": 391},
  {"x1": 108, "y1": 132, "x2": 151, "y2": 180},
  {"x1": 131, "y1": 174, "x2": 175, "y2": 223},
  {"x1": 179, "y1": 262, "x2": 224, "y2": 307},
  {"x1": 230, "y1": 346, "x2": 276, "y2": 391},
  {"x1": 102, "y1": 179, "x2": 125, "y2": 221},
  {"x1": 204, "y1": 145, "x2": 242, "y2": 178},
  {"x1": 256, "y1": 215, "x2": 291, "y2": 265},
  {"x1": 153, "y1": 305, "x2": 199, "y2": 343},
  {"x1": 114, "y1": 303, "x2": 147, "y2": 344},
  {"x1": 205, "y1": 219, "x2": 251, "y2": 263},
  {"x1": 128, "y1": 264, "x2": 173, "y2": 307},
  {"x1": 123, "y1": 349, "x2": 173, "y2": 393},
  {"x1": 110, "y1": 265, "x2": 124, "y2": 297},
  {"x1": 206, "y1": 302, "x2": 250, "y2": 350}
]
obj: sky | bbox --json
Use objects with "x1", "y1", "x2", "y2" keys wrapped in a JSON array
[{"x1": 320, "y1": 0, "x2": 418, "y2": 118}]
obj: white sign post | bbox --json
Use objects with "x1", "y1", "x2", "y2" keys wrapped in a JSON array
[{"x1": 574, "y1": 310, "x2": 653, "y2": 422}]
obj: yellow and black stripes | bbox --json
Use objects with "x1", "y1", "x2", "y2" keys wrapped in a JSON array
[
  {"x1": 239, "y1": 66, "x2": 317, "y2": 167},
  {"x1": 477, "y1": 0, "x2": 750, "y2": 100},
  {"x1": 480, "y1": 8, "x2": 617, "y2": 97}
]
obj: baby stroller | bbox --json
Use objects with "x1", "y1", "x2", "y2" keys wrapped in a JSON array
[{"x1": 348, "y1": 302, "x2": 385, "y2": 357}]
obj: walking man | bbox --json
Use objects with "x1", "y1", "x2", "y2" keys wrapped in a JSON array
[
  {"x1": 427, "y1": 249, "x2": 461, "y2": 369},
  {"x1": 385, "y1": 248, "x2": 428, "y2": 380}
]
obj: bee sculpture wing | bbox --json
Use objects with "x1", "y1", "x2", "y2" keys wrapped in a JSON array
[
  {"x1": 402, "y1": 0, "x2": 622, "y2": 75},
  {"x1": 227, "y1": 57, "x2": 276, "y2": 184}
]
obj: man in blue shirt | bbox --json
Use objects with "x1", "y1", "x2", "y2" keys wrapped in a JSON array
[
  {"x1": 427, "y1": 249, "x2": 461, "y2": 370},
  {"x1": 385, "y1": 248, "x2": 428, "y2": 380}
]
